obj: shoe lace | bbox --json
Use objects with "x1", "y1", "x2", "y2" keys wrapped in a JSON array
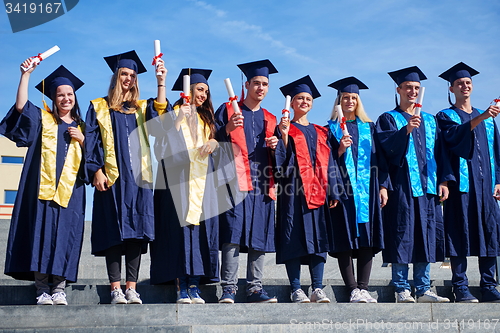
[
  {"x1": 52, "y1": 292, "x2": 66, "y2": 300},
  {"x1": 315, "y1": 288, "x2": 326, "y2": 297},
  {"x1": 223, "y1": 286, "x2": 236, "y2": 294}
]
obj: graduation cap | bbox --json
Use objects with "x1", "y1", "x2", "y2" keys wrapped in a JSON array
[
  {"x1": 439, "y1": 62, "x2": 479, "y2": 84},
  {"x1": 328, "y1": 76, "x2": 368, "y2": 95},
  {"x1": 279, "y1": 75, "x2": 321, "y2": 99},
  {"x1": 388, "y1": 66, "x2": 427, "y2": 86},
  {"x1": 237, "y1": 59, "x2": 278, "y2": 81},
  {"x1": 103, "y1": 50, "x2": 147, "y2": 74},
  {"x1": 35, "y1": 65, "x2": 84, "y2": 100},
  {"x1": 172, "y1": 68, "x2": 212, "y2": 91}
]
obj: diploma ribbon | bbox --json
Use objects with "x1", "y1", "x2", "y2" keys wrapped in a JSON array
[
  {"x1": 414, "y1": 103, "x2": 422, "y2": 108},
  {"x1": 151, "y1": 53, "x2": 163, "y2": 65},
  {"x1": 34, "y1": 53, "x2": 43, "y2": 62},
  {"x1": 229, "y1": 95, "x2": 238, "y2": 102},
  {"x1": 180, "y1": 92, "x2": 190, "y2": 104},
  {"x1": 340, "y1": 116, "x2": 346, "y2": 131},
  {"x1": 494, "y1": 99, "x2": 500, "y2": 104},
  {"x1": 282, "y1": 109, "x2": 289, "y2": 114}
]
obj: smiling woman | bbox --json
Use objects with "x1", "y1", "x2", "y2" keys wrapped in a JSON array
[
  {"x1": 0, "y1": 60, "x2": 86, "y2": 306},
  {"x1": 84, "y1": 49, "x2": 169, "y2": 305}
]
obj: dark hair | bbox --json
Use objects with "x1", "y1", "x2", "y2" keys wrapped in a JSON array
[
  {"x1": 173, "y1": 84, "x2": 216, "y2": 139},
  {"x1": 50, "y1": 91, "x2": 83, "y2": 125}
]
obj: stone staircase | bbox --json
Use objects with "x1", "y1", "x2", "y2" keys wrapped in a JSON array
[{"x1": 1, "y1": 219, "x2": 499, "y2": 332}]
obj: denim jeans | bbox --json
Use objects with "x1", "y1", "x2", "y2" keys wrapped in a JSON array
[{"x1": 391, "y1": 262, "x2": 430, "y2": 296}]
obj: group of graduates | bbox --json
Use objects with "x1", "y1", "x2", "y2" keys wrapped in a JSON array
[{"x1": 2, "y1": 50, "x2": 500, "y2": 306}]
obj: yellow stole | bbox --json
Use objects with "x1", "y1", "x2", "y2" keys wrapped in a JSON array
[
  {"x1": 91, "y1": 98, "x2": 165, "y2": 186},
  {"x1": 38, "y1": 109, "x2": 83, "y2": 208},
  {"x1": 173, "y1": 105, "x2": 210, "y2": 225}
]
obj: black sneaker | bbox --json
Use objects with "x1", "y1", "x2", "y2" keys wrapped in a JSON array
[{"x1": 246, "y1": 289, "x2": 277, "y2": 303}]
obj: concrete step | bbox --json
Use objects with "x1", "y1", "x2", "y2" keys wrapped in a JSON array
[
  {"x1": 1, "y1": 303, "x2": 500, "y2": 333},
  {"x1": 0, "y1": 278, "x2": 484, "y2": 305}
]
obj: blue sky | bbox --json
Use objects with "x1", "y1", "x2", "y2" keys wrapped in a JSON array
[{"x1": 1, "y1": 0, "x2": 499, "y2": 218}]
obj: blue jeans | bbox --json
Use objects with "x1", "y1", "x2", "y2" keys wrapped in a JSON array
[{"x1": 391, "y1": 262, "x2": 430, "y2": 296}]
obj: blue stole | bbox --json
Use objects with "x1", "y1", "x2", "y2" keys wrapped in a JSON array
[
  {"x1": 387, "y1": 110, "x2": 437, "y2": 197},
  {"x1": 328, "y1": 117, "x2": 371, "y2": 230},
  {"x1": 440, "y1": 108, "x2": 495, "y2": 193}
]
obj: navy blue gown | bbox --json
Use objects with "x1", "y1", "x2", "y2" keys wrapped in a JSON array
[
  {"x1": 214, "y1": 103, "x2": 276, "y2": 253},
  {"x1": 436, "y1": 106, "x2": 500, "y2": 257},
  {"x1": 150, "y1": 107, "x2": 219, "y2": 284},
  {"x1": 376, "y1": 109, "x2": 452, "y2": 264},
  {"x1": 328, "y1": 121, "x2": 387, "y2": 257},
  {"x1": 85, "y1": 99, "x2": 158, "y2": 256},
  {"x1": 275, "y1": 123, "x2": 342, "y2": 264},
  {"x1": 1, "y1": 102, "x2": 86, "y2": 282}
]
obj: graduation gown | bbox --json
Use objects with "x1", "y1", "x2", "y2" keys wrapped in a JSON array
[
  {"x1": 214, "y1": 103, "x2": 276, "y2": 253},
  {"x1": 1, "y1": 102, "x2": 86, "y2": 282},
  {"x1": 328, "y1": 121, "x2": 387, "y2": 257},
  {"x1": 436, "y1": 106, "x2": 500, "y2": 257},
  {"x1": 376, "y1": 109, "x2": 452, "y2": 264},
  {"x1": 275, "y1": 122, "x2": 341, "y2": 264},
  {"x1": 150, "y1": 106, "x2": 219, "y2": 284},
  {"x1": 85, "y1": 98, "x2": 158, "y2": 256}
]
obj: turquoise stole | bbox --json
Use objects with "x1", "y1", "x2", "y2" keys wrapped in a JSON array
[
  {"x1": 387, "y1": 111, "x2": 437, "y2": 197},
  {"x1": 440, "y1": 108, "x2": 495, "y2": 193},
  {"x1": 328, "y1": 117, "x2": 371, "y2": 229}
]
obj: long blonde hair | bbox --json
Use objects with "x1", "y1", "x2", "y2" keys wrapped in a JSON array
[
  {"x1": 330, "y1": 92, "x2": 372, "y2": 123},
  {"x1": 107, "y1": 67, "x2": 140, "y2": 113}
]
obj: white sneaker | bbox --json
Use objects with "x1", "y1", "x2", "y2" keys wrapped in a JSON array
[
  {"x1": 350, "y1": 288, "x2": 367, "y2": 303},
  {"x1": 396, "y1": 290, "x2": 415, "y2": 303},
  {"x1": 36, "y1": 292, "x2": 53, "y2": 305},
  {"x1": 291, "y1": 289, "x2": 310, "y2": 303},
  {"x1": 125, "y1": 288, "x2": 143, "y2": 304},
  {"x1": 360, "y1": 289, "x2": 377, "y2": 303},
  {"x1": 110, "y1": 287, "x2": 127, "y2": 304},
  {"x1": 51, "y1": 292, "x2": 68, "y2": 305},
  {"x1": 417, "y1": 290, "x2": 450, "y2": 303},
  {"x1": 310, "y1": 288, "x2": 330, "y2": 303}
]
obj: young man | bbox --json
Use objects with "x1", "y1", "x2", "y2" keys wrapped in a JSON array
[
  {"x1": 376, "y1": 66, "x2": 451, "y2": 303},
  {"x1": 214, "y1": 59, "x2": 279, "y2": 303},
  {"x1": 436, "y1": 62, "x2": 500, "y2": 303}
]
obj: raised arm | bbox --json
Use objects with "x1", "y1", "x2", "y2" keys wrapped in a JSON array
[{"x1": 16, "y1": 58, "x2": 38, "y2": 112}]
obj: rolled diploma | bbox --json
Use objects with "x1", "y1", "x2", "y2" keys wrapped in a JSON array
[
  {"x1": 21, "y1": 45, "x2": 60, "y2": 71},
  {"x1": 283, "y1": 95, "x2": 291, "y2": 119},
  {"x1": 183, "y1": 75, "x2": 190, "y2": 104},
  {"x1": 496, "y1": 97, "x2": 500, "y2": 107},
  {"x1": 224, "y1": 78, "x2": 241, "y2": 115},
  {"x1": 154, "y1": 40, "x2": 162, "y2": 76},
  {"x1": 335, "y1": 105, "x2": 349, "y2": 136},
  {"x1": 414, "y1": 87, "x2": 425, "y2": 116}
]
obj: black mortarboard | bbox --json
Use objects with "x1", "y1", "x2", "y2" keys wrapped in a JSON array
[
  {"x1": 328, "y1": 76, "x2": 368, "y2": 94},
  {"x1": 388, "y1": 66, "x2": 427, "y2": 86},
  {"x1": 103, "y1": 50, "x2": 147, "y2": 74},
  {"x1": 172, "y1": 68, "x2": 212, "y2": 91},
  {"x1": 237, "y1": 59, "x2": 278, "y2": 80},
  {"x1": 35, "y1": 65, "x2": 84, "y2": 100},
  {"x1": 439, "y1": 62, "x2": 479, "y2": 84},
  {"x1": 279, "y1": 75, "x2": 321, "y2": 99}
]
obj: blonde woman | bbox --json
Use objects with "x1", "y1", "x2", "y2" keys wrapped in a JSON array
[
  {"x1": 326, "y1": 77, "x2": 388, "y2": 303},
  {"x1": 85, "y1": 50, "x2": 168, "y2": 304}
]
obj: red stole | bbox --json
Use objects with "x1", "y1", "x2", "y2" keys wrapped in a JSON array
[
  {"x1": 226, "y1": 102, "x2": 276, "y2": 200},
  {"x1": 288, "y1": 123, "x2": 330, "y2": 209}
]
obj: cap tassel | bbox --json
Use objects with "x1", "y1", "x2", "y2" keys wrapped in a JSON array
[
  {"x1": 447, "y1": 84, "x2": 453, "y2": 106},
  {"x1": 41, "y1": 79, "x2": 51, "y2": 113},
  {"x1": 239, "y1": 72, "x2": 245, "y2": 103}
]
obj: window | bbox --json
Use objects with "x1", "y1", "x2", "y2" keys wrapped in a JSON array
[
  {"x1": 4, "y1": 190, "x2": 17, "y2": 204},
  {"x1": 2, "y1": 156, "x2": 24, "y2": 164}
]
